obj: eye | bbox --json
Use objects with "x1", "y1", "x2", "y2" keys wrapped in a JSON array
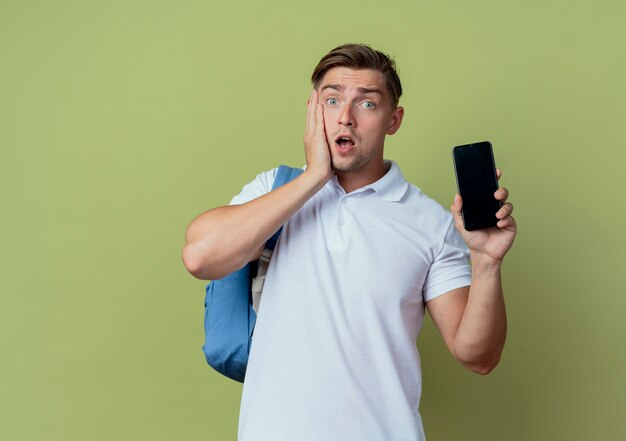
[
  {"x1": 362, "y1": 101, "x2": 376, "y2": 109},
  {"x1": 325, "y1": 98, "x2": 338, "y2": 106}
]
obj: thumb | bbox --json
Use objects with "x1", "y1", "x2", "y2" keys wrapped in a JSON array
[{"x1": 450, "y1": 194, "x2": 465, "y2": 230}]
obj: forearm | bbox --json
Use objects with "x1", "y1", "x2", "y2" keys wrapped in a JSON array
[
  {"x1": 182, "y1": 169, "x2": 329, "y2": 280},
  {"x1": 452, "y1": 253, "x2": 507, "y2": 374}
]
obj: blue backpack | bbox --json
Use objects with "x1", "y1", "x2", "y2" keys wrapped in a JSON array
[{"x1": 202, "y1": 165, "x2": 303, "y2": 382}]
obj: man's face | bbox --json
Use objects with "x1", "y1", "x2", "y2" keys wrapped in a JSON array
[{"x1": 317, "y1": 67, "x2": 403, "y2": 179}]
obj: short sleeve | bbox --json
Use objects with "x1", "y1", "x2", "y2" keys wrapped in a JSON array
[
  {"x1": 229, "y1": 168, "x2": 279, "y2": 205},
  {"x1": 423, "y1": 217, "x2": 472, "y2": 302}
]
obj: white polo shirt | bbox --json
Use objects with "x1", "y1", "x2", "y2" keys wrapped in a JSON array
[{"x1": 231, "y1": 161, "x2": 471, "y2": 441}]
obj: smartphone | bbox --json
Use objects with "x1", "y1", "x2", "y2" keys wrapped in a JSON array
[{"x1": 452, "y1": 141, "x2": 501, "y2": 231}]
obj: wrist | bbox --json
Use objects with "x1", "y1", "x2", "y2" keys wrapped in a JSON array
[
  {"x1": 302, "y1": 166, "x2": 332, "y2": 189},
  {"x1": 469, "y1": 251, "x2": 503, "y2": 276}
]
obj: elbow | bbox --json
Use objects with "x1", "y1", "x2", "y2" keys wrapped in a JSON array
[
  {"x1": 182, "y1": 211, "x2": 253, "y2": 280},
  {"x1": 182, "y1": 243, "x2": 220, "y2": 280},
  {"x1": 454, "y1": 341, "x2": 504, "y2": 376},
  {"x1": 182, "y1": 242, "x2": 245, "y2": 281},
  {"x1": 452, "y1": 330, "x2": 507, "y2": 376},
  {"x1": 182, "y1": 244, "x2": 207, "y2": 279},
  {"x1": 460, "y1": 352, "x2": 502, "y2": 376},
  {"x1": 182, "y1": 219, "x2": 226, "y2": 280},
  {"x1": 468, "y1": 358, "x2": 500, "y2": 376}
]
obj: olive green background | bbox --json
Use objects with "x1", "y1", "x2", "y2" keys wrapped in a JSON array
[{"x1": 2, "y1": 0, "x2": 625, "y2": 440}]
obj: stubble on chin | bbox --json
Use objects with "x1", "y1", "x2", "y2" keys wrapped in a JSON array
[{"x1": 330, "y1": 152, "x2": 368, "y2": 174}]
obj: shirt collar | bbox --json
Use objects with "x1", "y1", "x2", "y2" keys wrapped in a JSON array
[
  {"x1": 363, "y1": 160, "x2": 409, "y2": 202},
  {"x1": 311, "y1": 160, "x2": 410, "y2": 202}
]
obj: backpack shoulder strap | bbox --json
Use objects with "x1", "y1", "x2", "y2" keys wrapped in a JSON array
[
  {"x1": 265, "y1": 165, "x2": 303, "y2": 251},
  {"x1": 272, "y1": 165, "x2": 304, "y2": 191}
]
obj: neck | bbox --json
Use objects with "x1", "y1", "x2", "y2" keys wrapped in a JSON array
[{"x1": 336, "y1": 159, "x2": 388, "y2": 193}]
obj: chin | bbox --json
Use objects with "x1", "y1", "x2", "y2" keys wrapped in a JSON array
[{"x1": 332, "y1": 158, "x2": 365, "y2": 174}]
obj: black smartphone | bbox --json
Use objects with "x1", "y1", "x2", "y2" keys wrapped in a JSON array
[{"x1": 452, "y1": 141, "x2": 501, "y2": 231}]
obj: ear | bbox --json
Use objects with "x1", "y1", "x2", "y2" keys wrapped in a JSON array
[{"x1": 386, "y1": 106, "x2": 404, "y2": 135}]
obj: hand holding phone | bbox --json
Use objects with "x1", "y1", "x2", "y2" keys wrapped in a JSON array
[{"x1": 452, "y1": 141, "x2": 501, "y2": 231}]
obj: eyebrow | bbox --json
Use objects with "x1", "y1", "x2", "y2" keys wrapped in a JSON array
[{"x1": 320, "y1": 84, "x2": 384, "y2": 97}]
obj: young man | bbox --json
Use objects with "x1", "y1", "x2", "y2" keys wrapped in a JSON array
[{"x1": 183, "y1": 44, "x2": 516, "y2": 441}]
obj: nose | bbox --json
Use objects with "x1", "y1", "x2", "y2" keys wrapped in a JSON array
[{"x1": 338, "y1": 104, "x2": 355, "y2": 127}]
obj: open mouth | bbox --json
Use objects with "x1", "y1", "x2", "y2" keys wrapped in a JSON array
[{"x1": 335, "y1": 135, "x2": 355, "y2": 149}]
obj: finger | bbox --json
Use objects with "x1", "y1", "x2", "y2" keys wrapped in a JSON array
[
  {"x1": 305, "y1": 89, "x2": 316, "y2": 137},
  {"x1": 497, "y1": 215, "x2": 517, "y2": 231},
  {"x1": 495, "y1": 187, "x2": 509, "y2": 202},
  {"x1": 450, "y1": 194, "x2": 465, "y2": 231},
  {"x1": 305, "y1": 93, "x2": 311, "y2": 136},
  {"x1": 496, "y1": 202, "x2": 514, "y2": 219},
  {"x1": 307, "y1": 90, "x2": 320, "y2": 143},
  {"x1": 308, "y1": 87, "x2": 317, "y2": 105},
  {"x1": 451, "y1": 193, "x2": 463, "y2": 213},
  {"x1": 312, "y1": 89, "x2": 320, "y2": 133},
  {"x1": 496, "y1": 168, "x2": 502, "y2": 180},
  {"x1": 314, "y1": 101, "x2": 332, "y2": 157},
  {"x1": 315, "y1": 100, "x2": 325, "y2": 139}
]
